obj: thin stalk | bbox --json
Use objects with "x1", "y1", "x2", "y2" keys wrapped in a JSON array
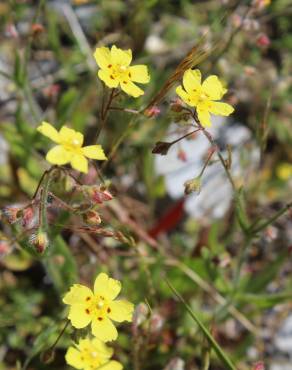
[{"x1": 166, "y1": 279, "x2": 237, "y2": 370}]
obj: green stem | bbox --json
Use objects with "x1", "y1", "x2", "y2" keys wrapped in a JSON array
[
  {"x1": 166, "y1": 279, "x2": 237, "y2": 370},
  {"x1": 249, "y1": 202, "x2": 292, "y2": 235}
]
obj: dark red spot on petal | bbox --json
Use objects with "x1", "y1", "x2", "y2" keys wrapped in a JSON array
[
  {"x1": 123, "y1": 81, "x2": 127, "y2": 84},
  {"x1": 128, "y1": 72, "x2": 131, "y2": 78},
  {"x1": 110, "y1": 75, "x2": 114, "y2": 80},
  {"x1": 98, "y1": 317, "x2": 103, "y2": 321},
  {"x1": 108, "y1": 64, "x2": 112, "y2": 68},
  {"x1": 85, "y1": 309, "x2": 90, "y2": 314},
  {"x1": 86, "y1": 296, "x2": 91, "y2": 301},
  {"x1": 107, "y1": 308, "x2": 111, "y2": 313}
]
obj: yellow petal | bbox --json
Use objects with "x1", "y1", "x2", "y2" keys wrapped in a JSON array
[
  {"x1": 71, "y1": 154, "x2": 88, "y2": 173},
  {"x1": 120, "y1": 80, "x2": 144, "y2": 98},
  {"x1": 197, "y1": 108, "x2": 211, "y2": 127},
  {"x1": 46, "y1": 145, "x2": 71, "y2": 165},
  {"x1": 91, "y1": 317, "x2": 118, "y2": 342},
  {"x1": 176, "y1": 85, "x2": 196, "y2": 107},
  {"x1": 110, "y1": 45, "x2": 132, "y2": 67},
  {"x1": 68, "y1": 304, "x2": 92, "y2": 328},
  {"x1": 182, "y1": 69, "x2": 202, "y2": 94},
  {"x1": 37, "y1": 121, "x2": 60, "y2": 143},
  {"x1": 98, "y1": 70, "x2": 119, "y2": 88},
  {"x1": 94, "y1": 273, "x2": 121, "y2": 300},
  {"x1": 108, "y1": 300, "x2": 134, "y2": 322},
  {"x1": 63, "y1": 284, "x2": 93, "y2": 305},
  {"x1": 101, "y1": 360, "x2": 123, "y2": 370},
  {"x1": 202, "y1": 75, "x2": 227, "y2": 100},
  {"x1": 82, "y1": 145, "x2": 107, "y2": 160},
  {"x1": 129, "y1": 65, "x2": 150, "y2": 84},
  {"x1": 209, "y1": 102, "x2": 234, "y2": 116},
  {"x1": 94, "y1": 46, "x2": 111, "y2": 69},
  {"x1": 91, "y1": 338, "x2": 113, "y2": 358},
  {"x1": 59, "y1": 126, "x2": 84, "y2": 147},
  {"x1": 65, "y1": 347, "x2": 83, "y2": 369}
]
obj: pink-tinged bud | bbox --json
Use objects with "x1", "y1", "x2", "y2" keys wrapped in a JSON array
[
  {"x1": 22, "y1": 207, "x2": 35, "y2": 229},
  {"x1": 91, "y1": 187, "x2": 113, "y2": 204},
  {"x1": 2, "y1": 206, "x2": 22, "y2": 224},
  {"x1": 253, "y1": 0, "x2": 271, "y2": 10},
  {"x1": 150, "y1": 312, "x2": 164, "y2": 333},
  {"x1": 144, "y1": 106, "x2": 161, "y2": 118},
  {"x1": 43, "y1": 84, "x2": 60, "y2": 99},
  {"x1": 252, "y1": 362, "x2": 265, "y2": 370},
  {"x1": 5, "y1": 23, "x2": 18, "y2": 39},
  {"x1": 31, "y1": 23, "x2": 45, "y2": 36},
  {"x1": 231, "y1": 14, "x2": 242, "y2": 28},
  {"x1": 29, "y1": 231, "x2": 49, "y2": 254},
  {"x1": 83, "y1": 210, "x2": 102, "y2": 225},
  {"x1": 256, "y1": 33, "x2": 271, "y2": 48},
  {"x1": 132, "y1": 303, "x2": 149, "y2": 335},
  {"x1": 170, "y1": 98, "x2": 184, "y2": 112},
  {"x1": 0, "y1": 239, "x2": 12, "y2": 258},
  {"x1": 177, "y1": 149, "x2": 187, "y2": 162}
]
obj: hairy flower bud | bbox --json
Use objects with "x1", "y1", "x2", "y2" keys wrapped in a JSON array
[
  {"x1": 184, "y1": 177, "x2": 201, "y2": 195},
  {"x1": 30, "y1": 231, "x2": 49, "y2": 254},
  {"x1": 2, "y1": 206, "x2": 22, "y2": 224},
  {"x1": 83, "y1": 210, "x2": 102, "y2": 225}
]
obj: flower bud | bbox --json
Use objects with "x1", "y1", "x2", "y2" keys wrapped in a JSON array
[
  {"x1": 83, "y1": 210, "x2": 102, "y2": 225},
  {"x1": 256, "y1": 33, "x2": 270, "y2": 48},
  {"x1": 152, "y1": 141, "x2": 172, "y2": 155},
  {"x1": 177, "y1": 149, "x2": 187, "y2": 162},
  {"x1": 184, "y1": 177, "x2": 201, "y2": 195},
  {"x1": 30, "y1": 231, "x2": 49, "y2": 254},
  {"x1": 144, "y1": 106, "x2": 160, "y2": 118},
  {"x1": 0, "y1": 239, "x2": 12, "y2": 258},
  {"x1": 164, "y1": 358, "x2": 185, "y2": 370},
  {"x1": 170, "y1": 98, "x2": 183, "y2": 112},
  {"x1": 252, "y1": 362, "x2": 265, "y2": 370},
  {"x1": 2, "y1": 206, "x2": 22, "y2": 224}
]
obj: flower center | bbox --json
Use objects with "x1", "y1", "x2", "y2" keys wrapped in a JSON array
[
  {"x1": 72, "y1": 138, "x2": 81, "y2": 146},
  {"x1": 109, "y1": 64, "x2": 130, "y2": 82}
]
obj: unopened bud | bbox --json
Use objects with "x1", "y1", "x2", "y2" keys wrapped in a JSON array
[
  {"x1": 31, "y1": 23, "x2": 45, "y2": 36},
  {"x1": 170, "y1": 98, "x2": 183, "y2": 112},
  {"x1": 177, "y1": 149, "x2": 187, "y2": 162},
  {"x1": 252, "y1": 362, "x2": 265, "y2": 370},
  {"x1": 30, "y1": 231, "x2": 49, "y2": 254},
  {"x1": 89, "y1": 186, "x2": 113, "y2": 204},
  {"x1": 150, "y1": 312, "x2": 164, "y2": 333},
  {"x1": 83, "y1": 210, "x2": 101, "y2": 225},
  {"x1": 22, "y1": 207, "x2": 35, "y2": 228},
  {"x1": 132, "y1": 303, "x2": 149, "y2": 335},
  {"x1": 144, "y1": 106, "x2": 160, "y2": 118},
  {"x1": 256, "y1": 33, "x2": 270, "y2": 48},
  {"x1": 0, "y1": 239, "x2": 12, "y2": 258},
  {"x1": 164, "y1": 358, "x2": 185, "y2": 370},
  {"x1": 152, "y1": 141, "x2": 172, "y2": 155},
  {"x1": 184, "y1": 177, "x2": 201, "y2": 195},
  {"x1": 2, "y1": 206, "x2": 22, "y2": 224},
  {"x1": 40, "y1": 348, "x2": 55, "y2": 364}
]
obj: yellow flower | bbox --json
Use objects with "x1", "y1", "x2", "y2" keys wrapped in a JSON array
[
  {"x1": 176, "y1": 69, "x2": 234, "y2": 127},
  {"x1": 37, "y1": 122, "x2": 107, "y2": 173},
  {"x1": 94, "y1": 45, "x2": 150, "y2": 98},
  {"x1": 63, "y1": 273, "x2": 134, "y2": 342},
  {"x1": 65, "y1": 337, "x2": 122, "y2": 370},
  {"x1": 276, "y1": 163, "x2": 292, "y2": 180}
]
